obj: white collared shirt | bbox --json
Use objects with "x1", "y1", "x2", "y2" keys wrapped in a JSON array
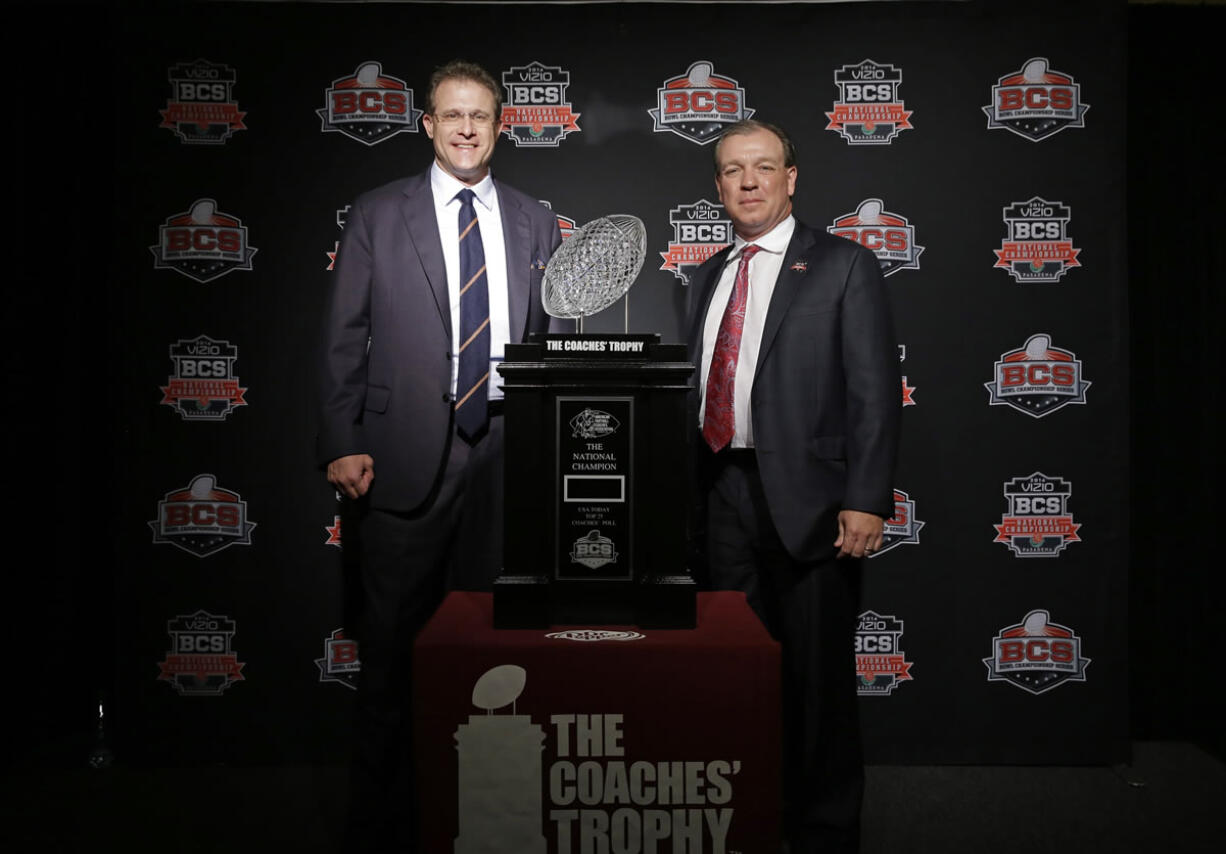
[
  {"x1": 698, "y1": 215, "x2": 796, "y2": 448},
  {"x1": 430, "y1": 162, "x2": 511, "y2": 400}
]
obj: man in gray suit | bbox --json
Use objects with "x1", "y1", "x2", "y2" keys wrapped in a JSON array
[
  {"x1": 687, "y1": 120, "x2": 900, "y2": 854},
  {"x1": 317, "y1": 60, "x2": 561, "y2": 853}
]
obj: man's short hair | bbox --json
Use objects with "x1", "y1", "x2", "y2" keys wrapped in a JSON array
[
  {"x1": 713, "y1": 120, "x2": 797, "y2": 175},
  {"x1": 426, "y1": 60, "x2": 503, "y2": 115}
]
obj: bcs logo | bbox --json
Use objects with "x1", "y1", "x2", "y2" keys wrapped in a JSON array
[
  {"x1": 500, "y1": 61, "x2": 581, "y2": 147},
  {"x1": 995, "y1": 472, "x2": 1082, "y2": 558},
  {"x1": 986, "y1": 333, "x2": 1091, "y2": 418},
  {"x1": 826, "y1": 59, "x2": 913, "y2": 145},
  {"x1": 659, "y1": 199, "x2": 732, "y2": 286},
  {"x1": 150, "y1": 199, "x2": 257, "y2": 283},
  {"x1": 828, "y1": 199, "x2": 924, "y2": 277},
  {"x1": 855, "y1": 611, "x2": 914, "y2": 696},
  {"x1": 649, "y1": 60, "x2": 754, "y2": 145},
  {"x1": 315, "y1": 628, "x2": 360, "y2": 690},
  {"x1": 149, "y1": 473, "x2": 256, "y2": 558},
  {"x1": 159, "y1": 335, "x2": 247, "y2": 422},
  {"x1": 159, "y1": 59, "x2": 246, "y2": 145},
  {"x1": 983, "y1": 57, "x2": 1089, "y2": 142},
  {"x1": 870, "y1": 489, "x2": 925, "y2": 558},
  {"x1": 318, "y1": 61, "x2": 422, "y2": 146},
  {"x1": 157, "y1": 610, "x2": 245, "y2": 697},
  {"x1": 994, "y1": 197, "x2": 1081, "y2": 283},
  {"x1": 984, "y1": 609, "x2": 1090, "y2": 695},
  {"x1": 570, "y1": 529, "x2": 618, "y2": 569}
]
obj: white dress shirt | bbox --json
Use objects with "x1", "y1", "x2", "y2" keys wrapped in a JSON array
[
  {"x1": 430, "y1": 162, "x2": 511, "y2": 400},
  {"x1": 698, "y1": 215, "x2": 796, "y2": 448}
]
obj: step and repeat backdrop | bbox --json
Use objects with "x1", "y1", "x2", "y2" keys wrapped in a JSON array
[{"x1": 113, "y1": 0, "x2": 1127, "y2": 766}]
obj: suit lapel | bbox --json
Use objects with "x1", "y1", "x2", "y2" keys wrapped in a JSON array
[
  {"x1": 755, "y1": 224, "x2": 816, "y2": 379},
  {"x1": 399, "y1": 175, "x2": 450, "y2": 338},
  {"x1": 497, "y1": 180, "x2": 532, "y2": 342}
]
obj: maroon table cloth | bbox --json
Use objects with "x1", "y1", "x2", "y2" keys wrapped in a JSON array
[{"x1": 413, "y1": 590, "x2": 781, "y2": 854}]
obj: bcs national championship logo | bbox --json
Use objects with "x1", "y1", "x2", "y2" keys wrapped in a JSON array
[
  {"x1": 994, "y1": 197, "x2": 1081, "y2": 283},
  {"x1": 649, "y1": 60, "x2": 754, "y2": 145},
  {"x1": 150, "y1": 199, "x2": 257, "y2": 283},
  {"x1": 500, "y1": 61, "x2": 581, "y2": 147},
  {"x1": 159, "y1": 59, "x2": 246, "y2": 145},
  {"x1": 870, "y1": 489, "x2": 924, "y2": 558},
  {"x1": 158, "y1": 610, "x2": 245, "y2": 696},
  {"x1": 983, "y1": 57, "x2": 1089, "y2": 142},
  {"x1": 855, "y1": 610, "x2": 914, "y2": 696},
  {"x1": 995, "y1": 472, "x2": 1081, "y2": 558},
  {"x1": 659, "y1": 199, "x2": 732, "y2": 286},
  {"x1": 318, "y1": 61, "x2": 422, "y2": 146},
  {"x1": 826, "y1": 59, "x2": 912, "y2": 145},
  {"x1": 315, "y1": 628, "x2": 360, "y2": 690},
  {"x1": 984, "y1": 609, "x2": 1090, "y2": 695},
  {"x1": 828, "y1": 199, "x2": 923, "y2": 277},
  {"x1": 986, "y1": 333, "x2": 1090, "y2": 418},
  {"x1": 149, "y1": 473, "x2": 256, "y2": 558},
  {"x1": 160, "y1": 335, "x2": 247, "y2": 422}
]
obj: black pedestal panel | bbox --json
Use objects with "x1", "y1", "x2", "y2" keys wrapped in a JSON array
[{"x1": 494, "y1": 333, "x2": 696, "y2": 628}]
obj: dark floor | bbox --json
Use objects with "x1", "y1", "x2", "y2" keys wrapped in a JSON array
[{"x1": 4, "y1": 742, "x2": 1221, "y2": 853}]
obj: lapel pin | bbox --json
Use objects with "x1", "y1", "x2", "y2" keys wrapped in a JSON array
[{"x1": 790, "y1": 260, "x2": 808, "y2": 273}]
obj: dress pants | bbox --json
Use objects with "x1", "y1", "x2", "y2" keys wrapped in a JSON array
[
  {"x1": 343, "y1": 414, "x2": 504, "y2": 854},
  {"x1": 703, "y1": 448, "x2": 864, "y2": 854}
]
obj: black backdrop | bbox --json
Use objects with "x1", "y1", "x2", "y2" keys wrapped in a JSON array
[{"x1": 28, "y1": 0, "x2": 1209, "y2": 771}]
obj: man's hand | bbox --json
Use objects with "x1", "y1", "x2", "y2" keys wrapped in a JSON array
[
  {"x1": 327, "y1": 454, "x2": 374, "y2": 500},
  {"x1": 834, "y1": 509, "x2": 884, "y2": 559}
]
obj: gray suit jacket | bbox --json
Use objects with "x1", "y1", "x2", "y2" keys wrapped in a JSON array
[
  {"x1": 317, "y1": 170, "x2": 562, "y2": 511},
  {"x1": 687, "y1": 221, "x2": 901, "y2": 562}
]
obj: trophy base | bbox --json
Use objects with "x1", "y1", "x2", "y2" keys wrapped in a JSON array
[
  {"x1": 636, "y1": 574, "x2": 697, "y2": 629},
  {"x1": 492, "y1": 573, "x2": 696, "y2": 629},
  {"x1": 492, "y1": 575, "x2": 551, "y2": 629}
]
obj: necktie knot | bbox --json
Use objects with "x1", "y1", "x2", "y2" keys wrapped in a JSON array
[
  {"x1": 457, "y1": 188, "x2": 476, "y2": 207},
  {"x1": 740, "y1": 244, "x2": 761, "y2": 263}
]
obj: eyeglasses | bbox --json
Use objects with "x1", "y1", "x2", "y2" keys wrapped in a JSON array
[{"x1": 433, "y1": 110, "x2": 496, "y2": 127}]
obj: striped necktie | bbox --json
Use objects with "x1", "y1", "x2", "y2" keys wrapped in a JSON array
[{"x1": 455, "y1": 188, "x2": 490, "y2": 442}]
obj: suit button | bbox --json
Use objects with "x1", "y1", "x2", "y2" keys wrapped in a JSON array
[{"x1": 442, "y1": 393, "x2": 452, "y2": 403}]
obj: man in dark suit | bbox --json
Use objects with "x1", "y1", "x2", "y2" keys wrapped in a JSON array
[
  {"x1": 317, "y1": 60, "x2": 561, "y2": 853},
  {"x1": 687, "y1": 120, "x2": 900, "y2": 854}
]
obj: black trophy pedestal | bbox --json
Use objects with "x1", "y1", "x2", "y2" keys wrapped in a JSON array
[{"x1": 494, "y1": 333, "x2": 696, "y2": 628}]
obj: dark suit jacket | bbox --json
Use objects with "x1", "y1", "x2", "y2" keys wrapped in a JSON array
[
  {"x1": 317, "y1": 170, "x2": 562, "y2": 512},
  {"x1": 687, "y1": 220, "x2": 901, "y2": 563}
]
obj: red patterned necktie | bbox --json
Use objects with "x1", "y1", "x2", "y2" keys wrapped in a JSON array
[{"x1": 703, "y1": 244, "x2": 761, "y2": 452}]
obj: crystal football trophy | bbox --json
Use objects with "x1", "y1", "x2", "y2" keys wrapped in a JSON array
[
  {"x1": 495, "y1": 214, "x2": 696, "y2": 628},
  {"x1": 541, "y1": 214, "x2": 646, "y2": 329}
]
